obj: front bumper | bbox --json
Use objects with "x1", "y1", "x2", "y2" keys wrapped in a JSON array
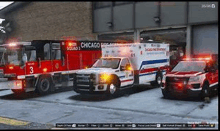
[
  {"x1": 161, "y1": 84, "x2": 202, "y2": 98},
  {"x1": 73, "y1": 83, "x2": 109, "y2": 94},
  {"x1": 0, "y1": 80, "x2": 23, "y2": 90}
]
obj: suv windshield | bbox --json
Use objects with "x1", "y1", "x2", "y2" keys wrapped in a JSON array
[
  {"x1": 172, "y1": 61, "x2": 206, "y2": 72},
  {"x1": 92, "y1": 58, "x2": 121, "y2": 69}
]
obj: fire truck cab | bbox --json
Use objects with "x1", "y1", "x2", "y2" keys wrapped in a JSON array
[
  {"x1": 161, "y1": 54, "x2": 218, "y2": 99},
  {"x1": 0, "y1": 40, "x2": 112, "y2": 95}
]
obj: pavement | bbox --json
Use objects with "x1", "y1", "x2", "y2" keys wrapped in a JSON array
[{"x1": 0, "y1": 85, "x2": 218, "y2": 130}]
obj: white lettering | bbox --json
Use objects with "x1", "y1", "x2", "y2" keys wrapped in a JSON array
[{"x1": 81, "y1": 42, "x2": 100, "y2": 48}]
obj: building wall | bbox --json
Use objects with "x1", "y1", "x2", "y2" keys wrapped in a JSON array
[
  {"x1": 5, "y1": 2, "x2": 97, "y2": 41},
  {"x1": 93, "y1": 2, "x2": 218, "y2": 33}
]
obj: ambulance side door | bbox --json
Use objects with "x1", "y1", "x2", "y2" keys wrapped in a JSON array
[{"x1": 119, "y1": 58, "x2": 134, "y2": 87}]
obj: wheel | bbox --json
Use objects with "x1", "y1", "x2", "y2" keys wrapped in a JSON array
[
  {"x1": 107, "y1": 79, "x2": 119, "y2": 97},
  {"x1": 36, "y1": 77, "x2": 52, "y2": 95},
  {"x1": 200, "y1": 83, "x2": 210, "y2": 100},
  {"x1": 151, "y1": 72, "x2": 163, "y2": 87},
  {"x1": 162, "y1": 89, "x2": 170, "y2": 99},
  {"x1": 11, "y1": 89, "x2": 25, "y2": 95}
]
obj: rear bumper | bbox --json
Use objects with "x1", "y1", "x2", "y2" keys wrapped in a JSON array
[{"x1": 0, "y1": 80, "x2": 23, "y2": 90}]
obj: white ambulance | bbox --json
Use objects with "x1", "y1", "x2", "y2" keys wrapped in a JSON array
[{"x1": 73, "y1": 43, "x2": 170, "y2": 96}]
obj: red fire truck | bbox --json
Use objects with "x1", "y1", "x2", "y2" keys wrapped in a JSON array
[
  {"x1": 0, "y1": 40, "x2": 115, "y2": 95},
  {"x1": 161, "y1": 54, "x2": 218, "y2": 99}
]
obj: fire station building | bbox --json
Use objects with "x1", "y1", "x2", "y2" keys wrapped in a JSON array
[{"x1": 0, "y1": 2, "x2": 218, "y2": 57}]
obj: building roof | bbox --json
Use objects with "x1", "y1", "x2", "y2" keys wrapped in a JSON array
[{"x1": 0, "y1": 2, "x2": 30, "y2": 18}]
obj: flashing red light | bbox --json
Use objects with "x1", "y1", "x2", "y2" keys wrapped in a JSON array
[
  {"x1": 204, "y1": 57, "x2": 211, "y2": 61},
  {"x1": 43, "y1": 68, "x2": 48, "y2": 73},
  {"x1": 9, "y1": 43, "x2": 16, "y2": 47},
  {"x1": 183, "y1": 57, "x2": 211, "y2": 61},
  {"x1": 67, "y1": 41, "x2": 77, "y2": 47},
  {"x1": 177, "y1": 83, "x2": 183, "y2": 89},
  {"x1": 68, "y1": 42, "x2": 73, "y2": 47},
  {"x1": 183, "y1": 57, "x2": 190, "y2": 61},
  {"x1": 16, "y1": 81, "x2": 22, "y2": 87},
  {"x1": 9, "y1": 66, "x2": 14, "y2": 70}
]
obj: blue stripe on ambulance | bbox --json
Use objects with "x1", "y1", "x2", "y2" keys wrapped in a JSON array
[
  {"x1": 139, "y1": 59, "x2": 169, "y2": 70},
  {"x1": 119, "y1": 74, "x2": 133, "y2": 79},
  {"x1": 139, "y1": 70, "x2": 166, "y2": 77}
]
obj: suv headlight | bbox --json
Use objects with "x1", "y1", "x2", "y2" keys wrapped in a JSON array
[
  {"x1": 99, "y1": 73, "x2": 111, "y2": 83},
  {"x1": 188, "y1": 76, "x2": 200, "y2": 82}
]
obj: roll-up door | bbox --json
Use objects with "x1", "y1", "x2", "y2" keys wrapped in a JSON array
[{"x1": 192, "y1": 24, "x2": 218, "y2": 55}]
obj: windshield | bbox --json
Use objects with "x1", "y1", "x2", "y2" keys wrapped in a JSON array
[
  {"x1": 5, "y1": 49, "x2": 22, "y2": 66},
  {"x1": 4, "y1": 48, "x2": 36, "y2": 66},
  {"x1": 92, "y1": 58, "x2": 121, "y2": 69},
  {"x1": 172, "y1": 61, "x2": 206, "y2": 72}
]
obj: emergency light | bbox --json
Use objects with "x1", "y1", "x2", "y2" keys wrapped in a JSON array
[
  {"x1": 183, "y1": 57, "x2": 211, "y2": 61},
  {"x1": 9, "y1": 43, "x2": 16, "y2": 47}
]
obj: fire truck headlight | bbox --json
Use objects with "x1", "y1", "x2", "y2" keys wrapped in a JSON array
[{"x1": 188, "y1": 76, "x2": 200, "y2": 82}]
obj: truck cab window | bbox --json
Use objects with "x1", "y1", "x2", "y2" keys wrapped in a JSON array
[
  {"x1": 25, "y1": 50, "x2": 36, "y2": 62},
  {"x1": 120, "y1": 58, "x2": 130, "y2": 67},
  {"x1": 52, "y1": 43, "x2": 61, "y2": 60},
  {"x1": 44, "y1": 43, "x2": 50, "y2": 60}
]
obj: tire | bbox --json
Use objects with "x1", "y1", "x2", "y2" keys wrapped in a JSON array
[
  {"x1": 107, "y1": 78, "x2": 119, "y2": 97},
  {"x1": 200, "y1": 83, "x2": 210, "y2": 100},
  {"x1": 151, "y1": 72, "x2": 163, "y2": 87},
  {"x1": 11, "y1": 89, "x2": 25, "y2": 95},
  {"x1": 162, "y1": 89, "x2": 170, "y2": 99},
  {"x1": 36, "y1": 76, "x2": 52, "y2": 95}
]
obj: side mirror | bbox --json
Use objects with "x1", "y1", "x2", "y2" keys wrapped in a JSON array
[{"x1": 120, "y1": 66, "x2": 125, "y2": 71}]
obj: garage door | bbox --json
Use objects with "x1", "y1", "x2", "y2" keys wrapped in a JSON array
[{"x1": 192, "y1": 24, "x2": 218, "y2": 55}]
